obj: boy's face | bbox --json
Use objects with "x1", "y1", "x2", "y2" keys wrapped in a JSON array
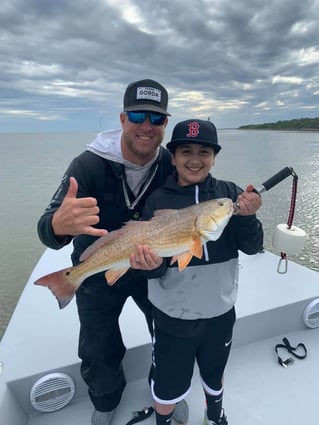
[{"x1": 172, "y1": 144, "x2": 215, "y2": 187}]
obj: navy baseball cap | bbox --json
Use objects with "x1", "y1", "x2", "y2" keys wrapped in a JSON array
[
  {"x1": 123, "y1": 79, "x2": 171, "y2": 115},
  {"x1": 166, "y1": 119, "x2": 222, "y2": 153}
]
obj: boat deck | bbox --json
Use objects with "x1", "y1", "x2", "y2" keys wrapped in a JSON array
[
  {"x1": 0, "y1": 247, "x2": 318, "y2": 425},
  {"x1": 23, "y1": 326, "x2": 319, "y2": 425}
]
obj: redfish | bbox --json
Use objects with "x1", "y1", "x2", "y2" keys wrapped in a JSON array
[{"x1": 35, "y1": 198, "x2": 234, "y2": 309}]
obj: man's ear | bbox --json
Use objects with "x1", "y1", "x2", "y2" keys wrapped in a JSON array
[{"x1": 120, "y1": 112, "x2": 126, "y2": 127}]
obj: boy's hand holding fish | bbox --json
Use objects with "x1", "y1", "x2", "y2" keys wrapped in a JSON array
[{"x1": 52, "y1": 177, "x2": 108, "y2": 238}]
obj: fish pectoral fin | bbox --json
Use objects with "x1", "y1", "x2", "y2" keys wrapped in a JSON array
[
  {"x1": 105, "y1": 268, "x2": 129, "y2": 286},
  {"x1": 174, "y1": 252, "x2": 193, "y2": 272},
  {"x1": 190, "y1": 236, "x2": 203, "y2": 259}
]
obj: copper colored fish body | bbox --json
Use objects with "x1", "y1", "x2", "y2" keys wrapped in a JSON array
[{"x1": 35, "y1": 198, "x2": 234, "y2": 308}]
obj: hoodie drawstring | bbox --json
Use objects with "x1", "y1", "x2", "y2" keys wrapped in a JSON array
[{"x1": 195, "y1": 185, "x2": 209, "y2": 262}]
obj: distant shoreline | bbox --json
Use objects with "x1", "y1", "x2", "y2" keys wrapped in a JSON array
[
  {"x1": 238, "y1": 128, "x2": 319, "y2": 132},
  {"x1": 238, "y1": 117, "x2": 319, "y2": 131}
]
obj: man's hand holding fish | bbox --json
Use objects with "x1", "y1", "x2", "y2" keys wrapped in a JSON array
[{"x1": 130, "y1": 245, "x2": 163, "y2": 270}]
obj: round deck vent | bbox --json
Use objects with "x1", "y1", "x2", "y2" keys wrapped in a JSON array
[
  {"x1": 303, "y1": 298, "x2": 319, "y2": 329},
  {"x1": 30, "y1": 372, "x2": 75, "y2": 412}
]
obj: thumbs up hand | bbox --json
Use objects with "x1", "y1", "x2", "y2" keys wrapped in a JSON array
[{"x1": 51, "y1": 177, "x2": 108, "y2": 238}]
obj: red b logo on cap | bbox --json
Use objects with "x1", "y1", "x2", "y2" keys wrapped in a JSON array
[{"x1": 186, "y1": 121, "x2": 200, "y2": 138}]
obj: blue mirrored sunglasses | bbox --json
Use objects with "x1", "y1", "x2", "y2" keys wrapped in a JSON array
[{"x1": 127, "y1": 111, "x2": 166, "y2": 126}]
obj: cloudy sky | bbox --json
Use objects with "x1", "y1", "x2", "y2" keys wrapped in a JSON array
[{"x1": 1, "y1": 0, "x2": 319, "y2": 133}]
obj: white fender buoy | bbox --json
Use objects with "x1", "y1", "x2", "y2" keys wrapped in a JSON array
[{"x1": 272, "y1": 223, "x2": 307, "y2": 255}]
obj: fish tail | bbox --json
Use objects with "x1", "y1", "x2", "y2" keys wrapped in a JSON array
[{"x1": 34, "y1": 268, "x2": 78, "y2": 309}]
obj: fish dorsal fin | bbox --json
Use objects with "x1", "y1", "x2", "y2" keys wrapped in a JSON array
[
  {"x1": 80, "y1": 233, "x2": 119, "y2": 261},
  {"x1": 105, "y1": 267, "x2": 130, "y2": 286},
  {"x1": 152, "y1": 209, "x2": 176, "y2": 217},
  {"x1": 80, "y1": 221, "x2": 145, "y2": 261}
]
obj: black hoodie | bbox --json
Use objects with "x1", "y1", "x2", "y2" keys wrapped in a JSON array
[
  {"x1": 143, "y1": 173, "x2": 263, "y2": 320},
  {"x1": 37, "y1": 130, "x2": 173, "y2": 269}
]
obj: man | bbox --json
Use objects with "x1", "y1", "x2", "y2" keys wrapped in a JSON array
[{"x1": 37, "y1": 79, "x2": 188, "y2": 425}]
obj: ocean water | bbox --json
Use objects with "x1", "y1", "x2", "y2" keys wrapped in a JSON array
[{"x1": 0, "y1": 130, "x2": 318, "y2": 339}]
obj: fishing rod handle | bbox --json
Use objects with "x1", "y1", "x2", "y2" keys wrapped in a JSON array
[{"x1": 255, "y1": 167, "x2": 294, "y2": 194}]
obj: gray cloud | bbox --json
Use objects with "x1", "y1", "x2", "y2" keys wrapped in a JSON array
[{"x1": 0, "y1": 0, "x2": 318, "y2": 132}]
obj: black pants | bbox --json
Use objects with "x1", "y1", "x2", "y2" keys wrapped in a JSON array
[{"x1": 76, "y1": 271, "x2": 152, "y2": 412}]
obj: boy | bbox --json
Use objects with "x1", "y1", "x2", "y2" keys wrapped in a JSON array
[{"x1": 132, "y1": 119, "x2": 263, "y2": 425}]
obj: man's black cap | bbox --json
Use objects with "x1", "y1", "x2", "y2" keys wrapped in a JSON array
[{"x1": 123, "y1": 79, "x2": 170, "y2": 115}]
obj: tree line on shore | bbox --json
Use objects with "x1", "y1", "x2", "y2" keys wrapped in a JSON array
[{"x1": 239, "y1": 117, "x2": 319, "y2": 131}]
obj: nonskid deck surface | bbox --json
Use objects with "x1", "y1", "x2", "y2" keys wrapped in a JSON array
[{"x1": 27, "y1": 327, "x2": 319, "y2": 425}]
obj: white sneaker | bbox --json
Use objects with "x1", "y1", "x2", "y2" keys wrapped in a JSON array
[{"x1": 91, "y1": 409, "x2": 115, "y2": 425}]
